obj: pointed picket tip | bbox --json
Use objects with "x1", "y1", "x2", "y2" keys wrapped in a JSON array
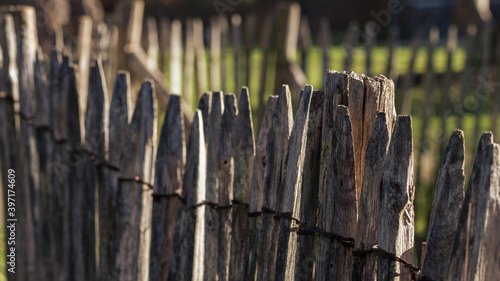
[
  {"x1": 281, "y1": 84, "x2": 312, "y2": 213},
  {"x1": 206, "y1": 90, "x2": 224, "y2": 203},
  {"x1": 378, "y1": 115, "x2": 414, "y2": 263},
  {"x1": 419, "y1": 129, "x2": 464, "y2": 281},
  {"x1": 275, "y1": 85, "x2": 293, "y2": 125},
  {"x1": 108, "y1": 71, "x2": 131, "y2": 166},
  {"x1": 156, "y1": 94, "x2": 185, "y2": 194},
  {"x1": 355, "y1": 112, "x2": 390, "y2": 251},
  {"x1": 121, "y1": 80, "x2": 157, "y2": 180},
  {"x1": 233, "y1": 87, "x2": 256, "y2": 202},
  {"x1": 184, "y1": 110, "x2": 206, "y2": 206},
  {"x1": 235, "y1": 87, "x2": 255, "y2": 154}
]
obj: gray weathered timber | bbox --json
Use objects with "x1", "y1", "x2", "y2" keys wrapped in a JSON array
[
  {"x1": 83, "y1": 60, "x2": 108, "y2": 281},
  {"x1": 205, "y1": 91, "x2": 223, "y2": 281},
  {"x1": 65, "y1": 66, "x2": 84, "y2": 281},
  {"x1": 352, "y1": 113, "x2": 391, "y2": 281},
  {"x1": 138, "y1": 86, "x2": 158, "y2": 281},
  {"x1": 377, "y1": 116, "x2": 415, "y2": 281},
  {"x1": 446, "y1": 132, "x2": 500, "y2": 280},
  {"x1": 167, "y1": 110, "x2": 206, "y2": 281},
  {"x1": 327, "y1": 105, "x2": 358, "y2": 281},
  {"x1": 46, "y1": 49, "x2": 70, "y2": 281},
  {"x1": 315, "y1": 71, "x2": 346, "y2": 281},
  {"x1": 419, "y1": 130, "x2": 464, "y2": 281},
  {"x1": 218, "y1": 93, "x2": 238, "y2": 281},
  {"x1": 34, "y1": 48, "x2": 53, "y2": 281},
  {"x1": 198, "y1": 92, "x2": 211, "y2": 145},
  {"x1": 100, "y1": 72, "x2": 131, "y2": 281},
  {"x1": 229, "y1": 87, "x2": 255, "y2": 281},
  {"x1": 275, "y1": 85, "x2": 312, "y2": 281},
  {"x1": 110, "y1": 81, "x2": 156, "y2": 281},
  {"x1": 293, "y1": 91, "x2": 324, "y2": 281},
  {"x1": 256, "y1": 85, "x2": 293, "y2": 281},
  {"x1": 244, "y1": 96, "x2": 277, "y2": 281},
  {"x1": 360, "y1": 75, "x2": 396, "y2": 203},
  {"x1": 149, "y1": 94, "x2": 185, "y2": 281}
]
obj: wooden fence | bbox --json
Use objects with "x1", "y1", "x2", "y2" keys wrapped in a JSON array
[{"x1": 1, "y1": 4, "x2": 500, "y2": 281}]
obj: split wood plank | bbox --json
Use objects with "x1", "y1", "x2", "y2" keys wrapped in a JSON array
[
  {"x1": 218, "y1": 93, "x2": 238, "y2": 281},
  {"x1": 229, "y1": 87, "x2": 255, "y2": 281},
  {"x1": 322, "y1": 105, "x2": 357, "y2": 281},
  {"x1": 293, "y1": 90, "x2": 324, "y2": 281},
  {"x1": 419, "y1": 129, "x2": 465, "y2": 281},
  {"x1": 205, "y1": 91, "x2": 224, "y2": 281},
  {"x1": 82, "y1": 60, "x2": 109, "y2": 281},
  {"x1": 256, "y1": 85, "x2": 293, "y2": 281},
  {"x1": 315, "y1": 72, "x2": 348, "y2": 281},
  {"x1": 167, "y1": 110, "x2": 206, "y2": 281},
  {"x1": 99, "y1": 72, "x2": 131, "y2": 281},
  {"x1": 110, "y1": 81, "x2": 156, "y2": 281},
  {"x1": 446, "y1": 132, "x2": 498, "y2": 280},
  {"x1": 149, "y1": 94, "x2": 185, "y2": 281},
  {"x1": 274, "y1": 85, "x2": 312, "y2": 281},
  {"x1": 244, "y1": 95, "x2": 277, "y2": 281},
  {"x1": 377, "y1": 116, "x2": 415, "y2": 281},
  {"x1": 34, "y1": 48, "x2": 53, "y2": 281},
  {"x1": 352, "y1": 113, "x2": 391, "y2": 281}
]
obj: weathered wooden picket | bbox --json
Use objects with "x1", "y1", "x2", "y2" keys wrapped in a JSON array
[{"x1": 1, "y1": 5, "x2": 500, "y2": 281}]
